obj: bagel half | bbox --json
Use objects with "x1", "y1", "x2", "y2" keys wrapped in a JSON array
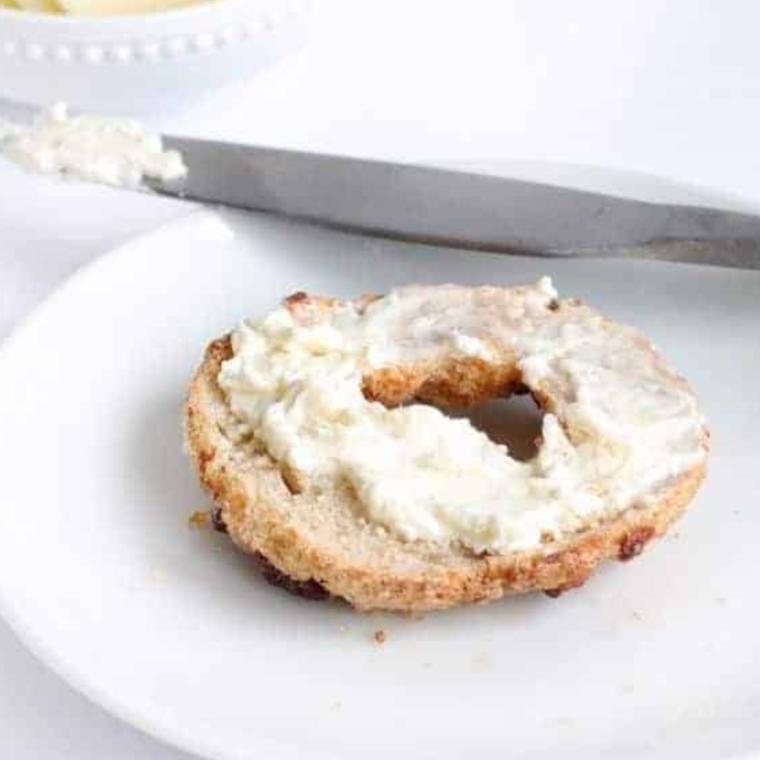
[{"x1": 184, "y1": 285, "x2": 707, "y2": 612}]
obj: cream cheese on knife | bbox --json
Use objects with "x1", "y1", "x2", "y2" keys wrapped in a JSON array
[{"x1": 1, "y1": 103, "x2": 186, "y2": 188}]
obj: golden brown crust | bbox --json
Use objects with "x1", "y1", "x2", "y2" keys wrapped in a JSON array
[{"x1": 184, "y1": 330, "x2": 707, "y2": 613}]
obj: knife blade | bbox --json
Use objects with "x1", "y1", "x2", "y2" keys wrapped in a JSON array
[
  {"x1": 2, "y1": 95, "x2": 758, "y2": 271},
  {"x1": 155, "y1": 137, "x2": 760, "y2": 270}
]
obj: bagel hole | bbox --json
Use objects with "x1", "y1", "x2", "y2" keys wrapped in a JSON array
[{"x1": 442, "y1": 394, "x2": 544, "y2": 462}]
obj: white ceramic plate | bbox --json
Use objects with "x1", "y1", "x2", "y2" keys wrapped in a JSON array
[{"x1": 0, "y1": 162, "x2": 759, "y2": 760}]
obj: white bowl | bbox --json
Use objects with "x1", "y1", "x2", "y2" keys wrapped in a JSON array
[{"x1": 0, "y1": 0, "x2": 311, "y2": 112}]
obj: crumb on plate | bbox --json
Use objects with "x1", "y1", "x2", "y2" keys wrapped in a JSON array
[{"x1": 188, "y1": 510, "x2": 209, "y2": 529}]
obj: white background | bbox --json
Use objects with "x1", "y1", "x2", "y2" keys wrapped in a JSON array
[{"x1": 1, "y1": 1, "x2": 759, "y2": 757}]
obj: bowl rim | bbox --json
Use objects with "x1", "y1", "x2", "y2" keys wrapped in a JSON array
[{"x1": 0, "y1": 0, "x2": 299, "y2": 29}]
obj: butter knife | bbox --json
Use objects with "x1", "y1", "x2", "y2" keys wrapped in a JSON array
[{"x1": 2, "y1": 95, "x2": 759, "y2": 270}]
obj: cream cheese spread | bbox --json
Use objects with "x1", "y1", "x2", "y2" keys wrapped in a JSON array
[
  {"x1": 1, "y1": 103, "x2": 186, "y2": 188},
  {"x1": 218, "y1": 280, "x2": 707, "y2": 554}
]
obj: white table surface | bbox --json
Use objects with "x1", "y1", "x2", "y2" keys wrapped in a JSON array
[{"x1": 1, "y1": 1, "x2": 759, "y2": 757}]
